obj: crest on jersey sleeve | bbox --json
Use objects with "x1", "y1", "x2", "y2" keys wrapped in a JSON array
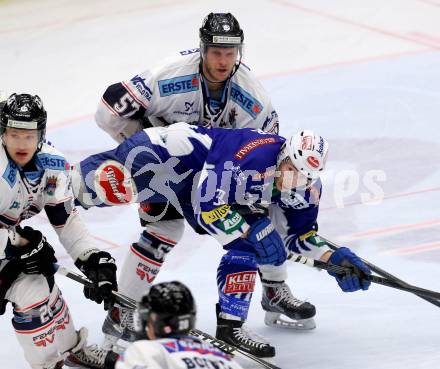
[{"x1": 45, "y1": 175, "x2": 58, "y2": 196}]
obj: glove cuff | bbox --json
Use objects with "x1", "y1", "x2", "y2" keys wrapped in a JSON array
[{"x1": 76, "y1": 248, "x2": 100, "y2": 262}]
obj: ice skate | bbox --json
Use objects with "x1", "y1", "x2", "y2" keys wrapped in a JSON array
[
  {"x1": 262, "y1": 282, "x2": 316, "y2": 330},
  {"x1": 216, "y1": 310, "x2": 275, "y2": 358},
  {"x1": 101, "y1": 303, "x2": 138, "y2": 351}
]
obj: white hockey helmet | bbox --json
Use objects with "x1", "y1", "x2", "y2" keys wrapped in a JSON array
[{"x1": 278, "y1": 129, "x2": 329, "y2": 180}]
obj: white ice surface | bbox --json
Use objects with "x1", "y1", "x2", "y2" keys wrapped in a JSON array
[{"x1": 1, "y1": 1, "x2": 439, "y2": 368}]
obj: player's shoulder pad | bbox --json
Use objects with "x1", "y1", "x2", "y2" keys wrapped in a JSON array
[
  {"x1": 231, "y1": 129, "x2": 283, "y2": 168},
  {"x1": 36, "y1": 144, "x2": 70, "y2": 172},
  {"x1": 230, "y1": 67, "x2": 273, "y2": 121},
  {"x1": 154, "y1": 53, "x2": 201, "y2": 98},
  {"x1": 178, "y1": 47, "x2": 200, "y2": 57},
  {"x1": 307, "y1": 178, "x2": 322, "y2": 206},
  {"x1": 234, "y1": 64, "x2": 270, "y2": 100},
  {"x1": 153, "y1": 50, "x2": 200, "y2": 77}
]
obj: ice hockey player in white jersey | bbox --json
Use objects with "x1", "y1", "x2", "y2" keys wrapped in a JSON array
[
  {"x1": 0, "y1": 93, "x2": 119, "y2": 369},
  {"x1": 93, "y1": 12, "x2": 315, "y2": 352},
  {"x1": 102, "y1": 281, "x2": 246, "y2": 369}
]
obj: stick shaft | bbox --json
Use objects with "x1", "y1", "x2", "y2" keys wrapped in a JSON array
[
  {"x1": 55, "y1": 265, "x2": 281, "y2": 369},
  {"x1": 289, "y1": 253, "x2": 440, "y2": 300}
]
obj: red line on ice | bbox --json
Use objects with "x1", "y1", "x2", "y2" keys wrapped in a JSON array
[{"x1": 269, "y1": 0, "x2": 440, "y2": 49}]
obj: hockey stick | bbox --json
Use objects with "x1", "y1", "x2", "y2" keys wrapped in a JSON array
[
  {"x1": 288, "y1": 253, "x2": 440, "y2": 300},
  {"x1": 320, "y1": 236, "x2": 440, "y2": 308},
  {"x1": 55, "y1": 265, "x2": 281, "y2": 369}
]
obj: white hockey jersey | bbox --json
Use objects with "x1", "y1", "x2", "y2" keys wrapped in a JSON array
[
  {"x1": 95, "y1": 49, "x2": 279, "y2": 142},
  {"x1": 0, "y1": 143, "x2": 97, "y2": 264},
  {"x1": 115, "y1": 336, "x2": 244, "y2": 369}
]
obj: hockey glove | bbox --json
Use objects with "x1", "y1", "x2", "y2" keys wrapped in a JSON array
[
  {"x1": 328, "y1": 247, "x2": 371, "y2": 292},
  {"x1": 245, "y1": 218, "x2": 287, "y2": 266},
  {"x1": 75, "y1": 251, "x2": 117, "y2": 310},
  {"x1": 14, "y1": 226, "x2": 58, "y2": 277}
]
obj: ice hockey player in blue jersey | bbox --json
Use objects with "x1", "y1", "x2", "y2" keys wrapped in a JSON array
[
  {"x1": 92, "y1": 11, "x2": 315, "y2": 352},
  {"x1": 73, "y1": 122, "x2": 371, "y2": 358}
]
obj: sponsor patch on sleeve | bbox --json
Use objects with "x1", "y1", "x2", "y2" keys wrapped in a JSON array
[
  {"x1": 37, "y1": 153, "x2": 68, "y2": 171},
  {"x1": 230, "y1": 83, "x2": 263, "y2": 119},
  {"x1": 201, "y1": 204, "x2": 231, "y2": 224},
  {"x1": 158, "y1": 74, "x2": 199, "y2": 97},
  {"x1": 2, "y1": 161, "x2": 18, "y2": 188},
  {"x1": 94, "y1": 160, "x2": 138, "y2": 205}
]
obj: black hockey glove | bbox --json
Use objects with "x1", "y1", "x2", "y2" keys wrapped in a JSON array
[
  {"x1": 0, "y1": 260, "x2": 22, "y2": 315},
  {"x1": 14, "y1": 226, "x2": 58, "y2": 277},
  {"x1": 75, "y1": 251, "x2": 117, "y2": 310}
]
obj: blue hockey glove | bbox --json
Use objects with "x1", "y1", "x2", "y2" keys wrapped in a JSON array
[
  {"x1": 328, "y1": 247, "x2": 371, "y2": 292},
  {"x1": 245, "y1": 218, "x2": 286, "y2": 266}
]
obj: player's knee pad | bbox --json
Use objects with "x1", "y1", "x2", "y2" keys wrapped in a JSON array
[
  {"x1": 12, "y1": 285, "x2": 77, "y2": 369},
  {"x1": 217, "y1": 250, "x2": 258, "y2": 320},
  {"x1": 6, "y1": 273, "x2": 52, "y2": 310},
  {"x1": 118, "y1": 219, "x2": 184, "y2": 301},
  {"x1": 137, "y1": 219, "x2": 184, "y2": 262},
  {"x1": 118, "y1": 241, "x2": 163, "y2": 301}
]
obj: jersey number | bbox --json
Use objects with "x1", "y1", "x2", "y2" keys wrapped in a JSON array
[{"x1": 113, "y1": 93, "x2": 141, "y2": 117}]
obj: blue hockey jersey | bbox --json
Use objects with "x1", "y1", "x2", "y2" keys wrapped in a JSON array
[{"x1": 77, "y1": 123, "x2": 327, "y2": 258}]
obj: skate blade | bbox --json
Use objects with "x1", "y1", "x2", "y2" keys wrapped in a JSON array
[
  {"x1": 235, "y1": 355, "x2": 279, "y2": 369},
  {"x1": 101, "y1": 334, "x2": 128, "y2": 355},
  {"x1": 63, "y1": 356, "x2": 89, "y2": 368},
  {"x1": 264, "y1": 311, "x2": 316, "y2": 330},
  {"x1": 101, "y1": 333, "x2": 119, "y2": 350}
]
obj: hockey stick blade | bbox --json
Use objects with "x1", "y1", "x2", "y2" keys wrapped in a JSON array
[
  {"x1": 320, "y1": 236, "x2": 440, "y2": 308},
  {"x1": 55, "y1": 265, "x2": 281, "y2": 369},
  {"x1": 289, "y1": 253, "x2": 440, "y2": 301}
]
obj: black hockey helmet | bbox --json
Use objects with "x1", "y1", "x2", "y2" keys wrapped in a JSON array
[
  {"x1": 0, "y1": 93, "x2": 47, "y2": 146},
  {"x1": 135, "y1": 281, "x2": 196, "y2": 338},
  {"x1": 199, "y1": 13, "x2": 244, "y2": 79},
  {"x1": 200, "y1": 12, "x2": 244, "y2": 48}
]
